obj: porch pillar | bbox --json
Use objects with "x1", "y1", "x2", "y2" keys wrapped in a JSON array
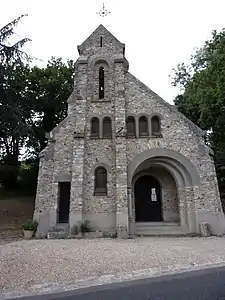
[
  {"x1": 128, "y1": 187, "x2": 135, "y2": 237},
  {"x1": 186, "y1": 186, "x2": 197, "y2": 233},
  {"x1": 178, "y1": 188, "x2": 188, "y2": 232}
]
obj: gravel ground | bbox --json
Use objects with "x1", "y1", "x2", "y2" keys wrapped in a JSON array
[{"x1": 1, "y1": 237, "x2": 225, "y2": 296}]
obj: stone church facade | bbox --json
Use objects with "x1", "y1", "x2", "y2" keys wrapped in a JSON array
[{"x1": 34, "y1": 25, "x2": 225, "y2": 238}]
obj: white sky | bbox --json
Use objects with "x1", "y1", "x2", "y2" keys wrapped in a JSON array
[{"x1": 1, "y1": 0, "x2": 225, "y2": 104}]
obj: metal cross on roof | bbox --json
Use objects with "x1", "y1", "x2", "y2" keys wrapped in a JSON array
[{"x1": 96, "y1": 2, "x2": 111, "y2": 17}]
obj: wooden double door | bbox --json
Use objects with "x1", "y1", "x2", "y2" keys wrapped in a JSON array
[{"x1": 134, "y1": 175, "x2": 162, "y2": 222}]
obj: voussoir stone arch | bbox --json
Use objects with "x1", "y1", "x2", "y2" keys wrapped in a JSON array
[
  {"x1": 149, "y1": 112, "x2": 164, "y2": 120},
  {"x1": 91, "y1": 162, "x2": 111, "y2": 175},
  {"x1": 127, "y1": 148, "x2": 200, "y2": 188},
  {"x1": 133, "y1": 159, "x2": 187, "y2": 189},
  {"x1": 89, "y1": 54, "x2": 113, "y2": 70}
]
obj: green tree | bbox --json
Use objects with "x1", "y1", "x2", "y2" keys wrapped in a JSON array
[
  {"x1": 25, "y1": 57, "x2": 74, "y2": 156},
  {"x1": 0, "y1": 15, "x2": 74, "y2": 192},
  {"x1": 0, "y1": 15, "x2": 31, "y2": 189},
  {"x1": 171, "y1": 29, "x2": 225, "y2": 205}
]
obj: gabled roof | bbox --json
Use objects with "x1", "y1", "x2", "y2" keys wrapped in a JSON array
[
  {"x1": 77, "y1": 24, "x2": 125, "y2": 55},
  {"x1": 127, "y1": 73, "x2": 205, "y2": 138}
]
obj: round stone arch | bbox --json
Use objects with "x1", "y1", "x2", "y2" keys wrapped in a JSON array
[
  {"x1": 89, "y1": 54, "x2": 113, "y2": 70},
  {"x1": 127, "y1": 148, "x2": 200, "y2": 188},
  {"x1": 89, "y1": 54, "x2": 114, "y2": 102},
  {"x1": 90, "y1": 162, "x2": 112, "y2": 197},
  {"x1": 91, "y1": 162, "x2": 111, "y2": 176},
  {"x1": 127, "y1": 148, "x2": 200, "y2": 233}
]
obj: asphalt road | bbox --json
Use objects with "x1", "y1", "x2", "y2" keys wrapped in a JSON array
[{"x1": 15, "y1": 266, "x2": 225, "y2": 300}]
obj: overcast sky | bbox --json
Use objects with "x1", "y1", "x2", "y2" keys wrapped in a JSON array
[{"x1": 1, "y1": 0, "x2": 225, "y2": 103}]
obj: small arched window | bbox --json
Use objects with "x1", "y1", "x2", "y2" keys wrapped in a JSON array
[
  {"x1": 103, "y1": 117, "x2": 112, "y2": 138},
  {"x1": 91, "y1": 117, "x2": 100, "y2": 137},
  {"x1": 126, "y1": 116, "x2": 136, "y2": 137},
  {"x1": 99, "y1": 67, "x2": 104, "y2": 99},
  {"x1": 139, "y1": 116, "x2": 149, "y2": 136},
  {"x1": 151, "y1": 116, "x2": 161, "y2": 135},
  {"x1": 94, "y1": 167, "x2": 107, "y2": 196}
]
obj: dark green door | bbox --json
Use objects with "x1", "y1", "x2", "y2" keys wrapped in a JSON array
[
  {"x1": 58, "y1": 182, "x2": 71, "y2": 223},
  {"x1": 134, "y1": 175, "x2": 162, "y2": 222}
]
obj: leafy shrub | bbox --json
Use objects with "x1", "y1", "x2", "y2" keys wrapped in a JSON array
[
  {"x1": 71, "y1": 224, "x2": 78, "y2": 235},
  {"x1": 22, "y1": 220, "x2": 38, "y2": 231},
  {"x1": 80, "y1": 220, "x2": 91, "y2": 234}
]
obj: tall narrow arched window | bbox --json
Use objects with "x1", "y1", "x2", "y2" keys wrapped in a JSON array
[
  {"x1": 126, "y1": 116, "x2": 136, "y2": 137},
  {"x1": 99, "y1": 67, "x2": 104, "y2": 99},
  {"x1": 151, "y1": 116, "x2": 161, "y2": 135},
  {"x1": 91, "y1": 117, "x2": 100, "y2": 137},
  {"x1": 94, "y1": 167, "x2": 107, "y2": 196},
  {"x1": 139, "y1": 116, "x2": 149, "y2": 136},
  {"x1": 103, "y1": 117, "x2": 112, "y2": 138}
]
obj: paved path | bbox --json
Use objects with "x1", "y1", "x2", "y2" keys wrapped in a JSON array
[
  {"x1": 15, "y1": 266, "x2": 225, "y2": 300},
  {"x1": 1, "y1": 237, "x2": 225, "y2": 298}
]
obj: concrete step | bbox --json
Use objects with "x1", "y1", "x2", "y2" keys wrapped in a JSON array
[
  {"x1": 135, "y1": 222, "x2": 186, "y2": 236},
  {"x1": 136, "y1": 222, "x2": 179, "y2": 227}
]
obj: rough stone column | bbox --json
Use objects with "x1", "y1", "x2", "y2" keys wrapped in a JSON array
[
  {"x1": 185, "y1": 186, "x2": 197, "y2": 233},
  {"x1": 114, "y1": 62, "x2": 129, "y2": 238},
  {"x1": 69, "y1": 63, "x2": 87, "y2": 229},
  {"x1": 177, "y1": 188, "x2": 188, "y2": 232},
  {"x1": 128, "y1": 187, "x2": 135, "y2": 237},
  {"x1": 70, "y1": 139, "x2": 85, "y2": 227},
  {"x1": 34, "y1": 145, "x2": 57, "y2": 237}
]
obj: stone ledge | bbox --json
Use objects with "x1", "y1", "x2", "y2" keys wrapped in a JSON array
[
  {"x1": 151, "y1": 134, "x2": 163, "y2": 138},
  {"x1": 91, "y1": 100, "x2": 111, "y2": 103},
  {"x1": 47, "y1": 232, "x2": 68, "y2": 239},
  {"x1": 74, "y1": 133, "x2": 84, "y2": 138}
]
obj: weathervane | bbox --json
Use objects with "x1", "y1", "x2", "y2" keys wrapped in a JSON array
[{"x1": 96, "y1": 2, "x2": 111, "y2": 17}]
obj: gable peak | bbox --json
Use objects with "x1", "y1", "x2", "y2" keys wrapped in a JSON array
[{"x1": 77, "y1": 24, "x2": 125, "y2": 56}]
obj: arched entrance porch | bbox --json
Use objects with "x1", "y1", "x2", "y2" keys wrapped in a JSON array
[{"x1": 127, "y1": 148, "x2": 200, "y2": 236}]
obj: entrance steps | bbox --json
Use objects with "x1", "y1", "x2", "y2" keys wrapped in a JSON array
[
  {"x1": 47, "y1": 223, "x2": 69, "y2": 239},
  {"x1": 135, "y1": 222, "x2": 188, "y2": 236}
]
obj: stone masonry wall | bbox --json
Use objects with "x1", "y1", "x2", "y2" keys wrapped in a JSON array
[
  {"x1": 79, "y1": 30, "x2": 128, "y2": 235},
  {"x1": 125, "y1": 72, "x2": 224, "y2": 233},
  {"x1": 34, "y1": 145, "x2": 55, "y2": 214},
  {"x1": 83, "y1": 139, "x2": 115, "y2": 232}
]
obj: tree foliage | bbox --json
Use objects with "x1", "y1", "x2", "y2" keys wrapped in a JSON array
[
  {"x1": 25, "y1": 58, "x2": 74, "y2": 155},
  {"x1": 0, "y1": 15, "x2": 32, "y2": 189},
  {"x1": 0, "y1": 16, "x2": 74, "y2": 192},
  {"x1": 171, "y1": 29, "x2": 225, "y2": 203}
]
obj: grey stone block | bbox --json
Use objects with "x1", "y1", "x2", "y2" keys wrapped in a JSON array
[
  {"x1": 199, "y1": 222, "x2": 211, "y2": 237},
  {"x1": 47, "y1": 232, "x2": 68, "y2": 239},
  {"x1": 117, "y1": 225, "x2": 128, "y2": 239},
  {"x1": 35, "y1": 212, "x2": 50, "y2": 237}
]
